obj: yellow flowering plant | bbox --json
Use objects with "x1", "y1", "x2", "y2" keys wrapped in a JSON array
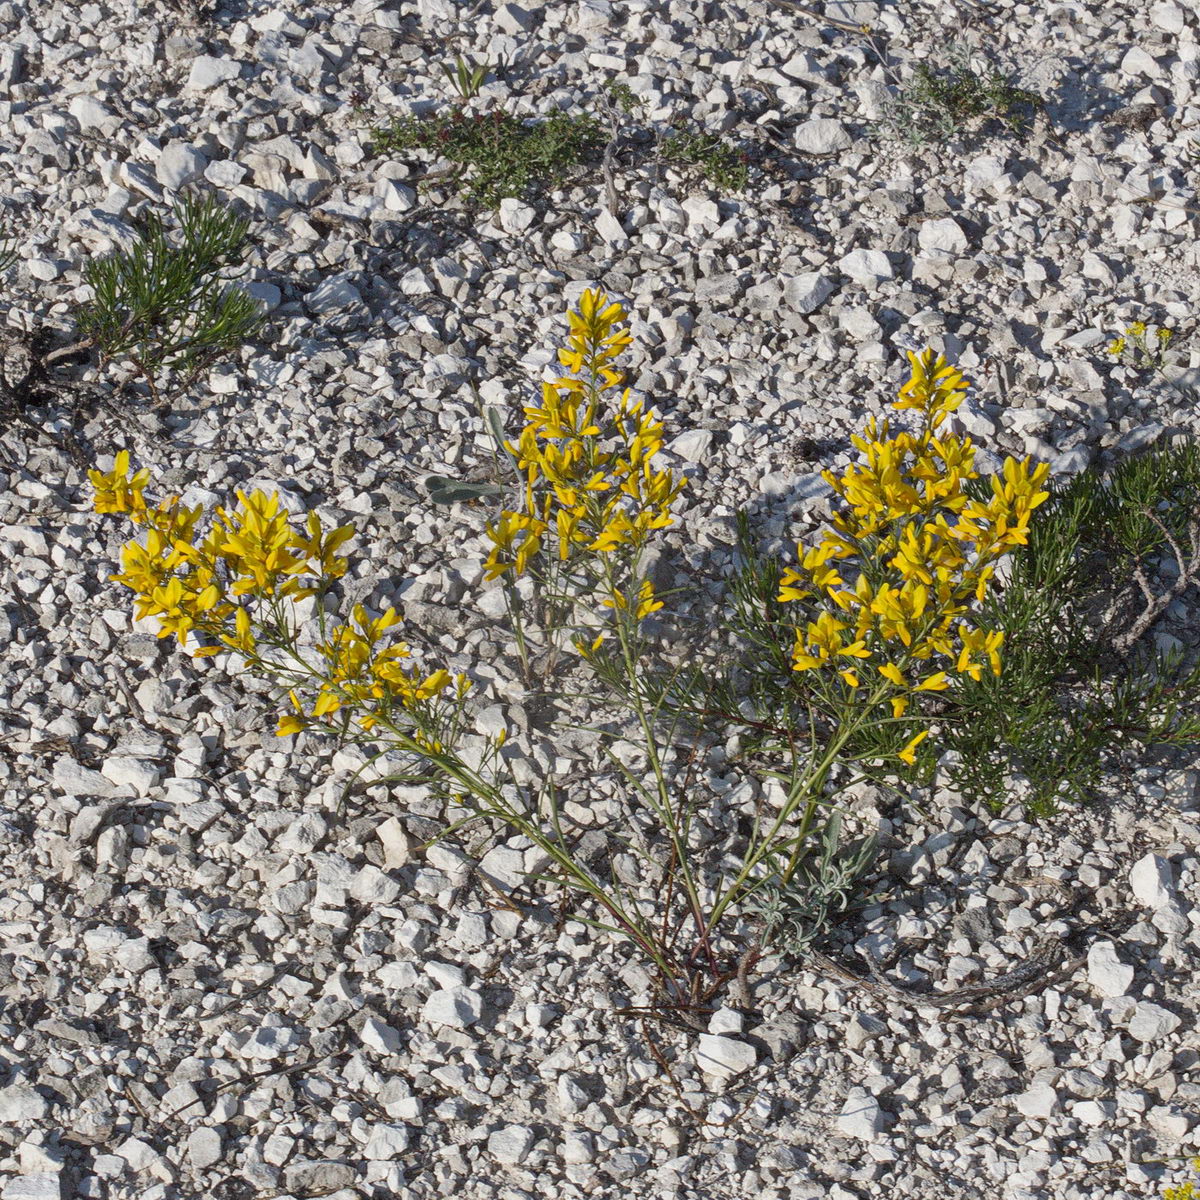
[
  {"x1": 90, "y1": 293, "x2": 1051, "y2": 1010},
  {"x1": 87, "y1": 453, "x2": 468, "y2": 754}
]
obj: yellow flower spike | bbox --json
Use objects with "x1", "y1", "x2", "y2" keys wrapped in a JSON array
[
  {"x1": 635, "y1": 580, "x2": 664, "y2": 621},
  {"x1": 1107, "y1": 337, "x2": 1126, "y2": 356},
  {"x1": 898, "y1": 730, "x2": 928, "y2": 765}
]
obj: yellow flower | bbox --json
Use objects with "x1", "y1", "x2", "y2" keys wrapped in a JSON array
[
  {"x1": 898, "y1": 730, "x2": 928, "y2": 765},
  {"x1": 635, "y1": 580, "x2": 663, "y2": 621},
  {"x1": 89, "y1": 451, "x2": 151, "y2": 517},
  {"x1": 1107, "y1": 336, "x2": 1126, "y2": 356}
]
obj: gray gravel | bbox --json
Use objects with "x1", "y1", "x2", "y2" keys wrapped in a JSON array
[{"x1": 1, "y1": 1, "x2": 1200, "y2": 1198}]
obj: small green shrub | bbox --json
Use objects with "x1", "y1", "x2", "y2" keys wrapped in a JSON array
[
  {"x1": 660, "y1": 127, "x2": 749, "y2": 191},
  {"x1": 372, "y1": 108, "x2": 605, "y2": 207},
  {"x1": 939, "y1": 439, "x2": 1200, "y2": 816},
  {"x1": 77, "y1": 192, "x2": 264, "y2": 404},
  {"x1": 881, "y1": 45, "x2": 1041, "y2": 146}
]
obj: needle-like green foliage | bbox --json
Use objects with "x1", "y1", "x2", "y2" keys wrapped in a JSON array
[{"x1": 77, "y1": 192, "x2": 264, "y2": 403}]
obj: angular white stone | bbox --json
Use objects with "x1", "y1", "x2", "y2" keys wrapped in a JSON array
[
  {"x1": 793, "y1": 118, "x2": 852, "y2": 154},
  {"x1": 918, "y1": 218, "x2": 969, "y2": 255},
  {"x1": 187, "y1": 55, "x2": 242, "y2": 90},
  {"x1": 836, "y1": 1087, "x2": 887, "y2": 1138},
  {"x1": 187, "y1": 1128, "x2": 223, "y2": 1169},
  {"x1": 487, "y1": 1125, "x2": 535, "y2": 1164},
  {"x1": 1015, "y1": 1081, "x2": 1058, "y2": 1119},
  {"x1": 423, "y1": 986, "x2": 484, "y2": 1029},
  {"x1": 1, "y1": 1175, "x2": 63, "y2": 1200},
  {"x1": 156, "y1": 144, "x2": 208, "y2": 191},
  {"x1": 838, "y1": 248, "x2": 893, "y2": 285},
  {"x1": 364, "y1": 1123, "x2": 410, "y2": 1158},
  {"x1": 1130, "y1": 853, "x2": 1173, "y2": 909},
  {"x1": 696, "y1": 1033, "x2": 757, "y2": 1077},
  {"x1": 1128, "y1": 1002, "x2": 1181, "y2": 1044},
  {"x1": 783, "y1": 272, "x2": 836, "y2": 314},
  {"x1": 1087, "y1": 940, "x2": 1134, "y2": 998},
  {"x1": 0, "y1": 1085, "x2": 47, "y2": 1123},
  {"x1": 360, "y1": 1017, "x2": 405, "y2": 1054},
  {"x1": 498, "y1": 198, "x2": 536, "y2": 233}
]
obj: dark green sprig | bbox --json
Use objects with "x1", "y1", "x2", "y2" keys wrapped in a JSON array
[{"x1": 77, "y1": 192, "x2": 264, "y2": 403}]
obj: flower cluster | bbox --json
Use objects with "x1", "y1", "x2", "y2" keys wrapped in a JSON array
[
  {"x1": 1108, "y1": 319, "x2": 1173, "y2": 363},
  {"x1": 89, "y1": 453, "x2": 462, "y2": 737},
  {"x1": 1165, "y1": 1159, "x2": 1200, "y2": 1200},
  {"x1": 484, "y1": 289, "x2": 684, "y2": 618},
  {"x1": 778, "y1": 351, "x2": 1050, "y2": 756}
]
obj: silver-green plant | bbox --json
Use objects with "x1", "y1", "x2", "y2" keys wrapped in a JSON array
[{"x1": 76, "y1": 192, "x2": 264, "y2": 404}]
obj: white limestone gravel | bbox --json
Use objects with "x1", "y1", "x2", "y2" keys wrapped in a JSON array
[{"x1": 1, "y1": 1, "x2": 1200, "y2": 1199}]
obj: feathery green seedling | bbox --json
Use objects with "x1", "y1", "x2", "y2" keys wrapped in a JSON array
[
  {"x1": 937, "y1": 439, "x2": 1200, "y2": 816},
  {"x1": 881, "y1": 45, "x2": 1041, "y2": 146},
  {"x1": 77, "y1": 192, "x2": 264, "y2": 404},
  {"x1": 372, "y1": 108, "x2": 604, "y2": 207},
  {"x1": 660, "y1": 127, "x2": 749, "y2": 191}
]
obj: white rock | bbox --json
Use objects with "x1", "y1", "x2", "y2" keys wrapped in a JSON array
[
  {"x1": 1130, "y1": 853, "x2": 1173, "y2": 909},
  {"x1": 156, "y1": 144, "x2": 208, "y2": 191},
  {"x1": 1, "y1": 1175, "x2": 62, "y2": 1200},
  {"x1": 1015, "y1": 1081, "x2": 1058, "y2": 1119},
  {"x1": 681, "y1": 195, "x2": 720, "y2": 228},
  {"x1": 378, "y1": 179, "x2": 417, "y2": 213},
  {"x1": 696, "y1": 1033, "x2": 757, "y2": 1078},
  {"x1": 487, "y1": 1125, "x2": 535, "y2": 1164},
  {"x1": 375, "y1": 817, "x2": 411, "y2": 869},
  {"x1": 783, "y1": 272, "x2": 836, "y2": 314},
  {"x1": 838, "y1": 248, "x2": 893, "y2": 285},
  {"x1": 349, "y1": 864, "x2": 402, "y2": 906},
  {"x1": 669, "y1": 429, "x2": 713, "y2": 463},
  {"x1": 793, "y1": 118, "x2": 852, "y2": 154},
  {"x1": 205, "y1": 160, "x2": 247, "y2": 188},
  {"x1": 846, "y1": 1012, "x2": 888, "y2": 1051},
  {"x1": 239, "y1": 1024, "x2": 302, "y2": 1060},
  {"x1": 69, "y1": 95, "x2": 116, "y2": 132},
  {"x1": 836, "y1": 1087, "x2": 887, "y2": 1138},
  {"x1": 1150, "y1": 1, "x2": 1185, "y2": 33},
  {"x1": 187, "y1": 55, "x2": 242, "y2": 90},
  {"x1": 562, "y1": 1130, "x2": 594, "y2": 1163},
  {"x1": 1072, "y1": 1100, "x2": 1115, "y2": 1127},
  {"x1": 423, "y1": 986, "x2": 484, "y2": 1029},
  {"x1": 1087, "y1": 941, "x2": 1134, "y2": 998},
  {"x1": 0, "y1": 1086, "x2": 47, "y2": 1123},
  {"x1": 498, "y1": 198, "x2": 536, "y2": 233},
  {"x1": 595, "y1": 208, "x2": 627, "y2": 245},
  {"x1": 1121, "y1": 46, "x2": 1160, "y2": 78},
  {"x1": 918, "y1": 218, "x2": 969, "y2": 255},
  {"x1": 1128, "y1": 1002, "x2": 1181, "y2": 1044},
  {"x1": 306, "y1": 273, "x2": 362, "y2": 314},
  {"x1": 707, "y1": 1007, "x2": 743, "y2": 1035},
  {"x1": 363, "y1": 1123, "x2": 410, "y2": 1158},
  {"x1": 101, "y1": 757, "x2": 161, "y2": 795},
  {"x1": 360, "y1": 1017, "x2": 405, "y2": 1054},
  {"x1": 187, "y1": 1128, "x2": 223, "y2": 1169},
  {"x1": 495, "y1": 3, "x2": 536, "y2": 34}
]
